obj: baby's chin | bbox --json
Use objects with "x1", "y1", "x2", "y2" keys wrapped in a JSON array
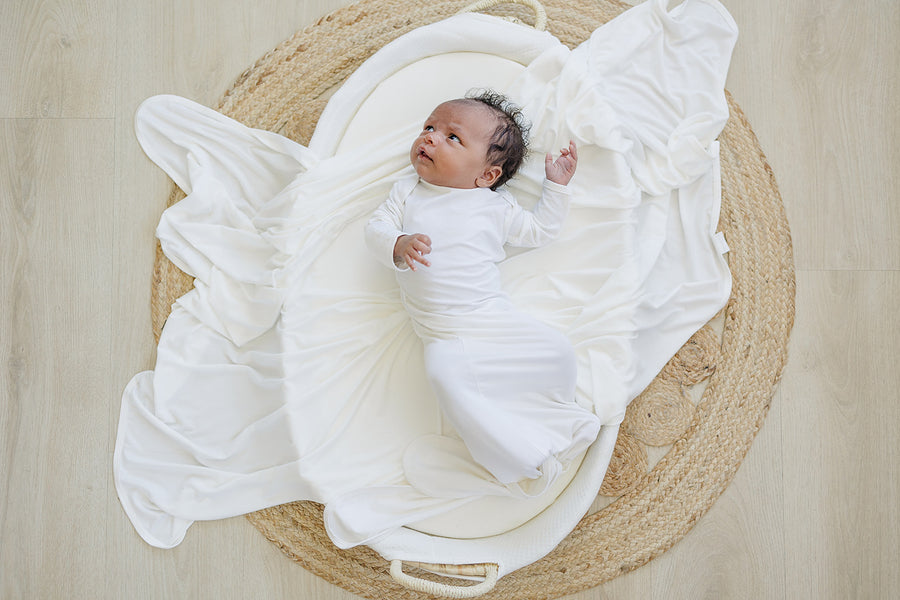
[
  {"x1": 412, "y1": 164, "x2": 431, "y2": 182},
  {"x1": 412, "y1": 167, "x2": 477, "y2": 189}
]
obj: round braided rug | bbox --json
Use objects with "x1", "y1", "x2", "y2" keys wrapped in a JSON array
[{"x1": 148, "y1": 0, "x2": 795, "y2": 597}]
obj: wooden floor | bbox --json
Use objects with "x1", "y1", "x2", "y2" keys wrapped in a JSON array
[{"x1": 1, "y1": 0, "x2": 897, "y2": 598}]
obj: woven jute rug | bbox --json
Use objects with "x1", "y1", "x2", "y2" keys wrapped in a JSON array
[{"x1": 149, "y1": 0, "x2": 795, "y2": 597}]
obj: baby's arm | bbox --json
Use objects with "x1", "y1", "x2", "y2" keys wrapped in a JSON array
[
  {"x1": 365, "y1": 182, "x2": 431, "y2": 271},
  {"x1": 505, "y1": 142, "x2": 578, "y2": 247},
  {"x1": 544, "y1": 141, "x2": 578, "y2": 186}
]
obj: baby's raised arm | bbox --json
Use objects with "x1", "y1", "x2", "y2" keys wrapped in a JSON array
[
  {"x1": 544, "y1": 141, "x2": 578, "y2": 186},
  {"x1": 504, "y1": 142, "x2": 578, "y2": 248}
]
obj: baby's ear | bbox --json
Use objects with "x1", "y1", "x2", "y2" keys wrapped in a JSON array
[{"x1": 476, "y1": 165, "x2": 503, "y2": 188}]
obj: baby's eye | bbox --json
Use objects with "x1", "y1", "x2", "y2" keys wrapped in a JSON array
[
  {"x1": 424, "y1": 125, "x2": 434, "y2": 132},
  {"x1": 448, "y1": 133, "x2": 460, "y2": 142}
]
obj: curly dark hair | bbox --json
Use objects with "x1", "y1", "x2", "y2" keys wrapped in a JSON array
[{"x1": 454, "y1": 89, "x2": 530, "y2": 190}]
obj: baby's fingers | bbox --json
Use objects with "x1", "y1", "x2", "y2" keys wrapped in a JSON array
[
  {"x1": 405, "y1": 255, "x2": 422, "y2": 271},
  {"x1": 558, "y1": 142, "x2": 577, "y2": 161},
  {"x1": 412, "y1": 249, "x2": 431, "y2": 267},
  {"x1": 410, "y1": 235, "x2": 431, "y2": 267},
  {"x1": 414, "y1": 234, "x2": 432, "y2": 253}
]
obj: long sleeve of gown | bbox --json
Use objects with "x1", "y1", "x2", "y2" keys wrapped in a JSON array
[
  {"x1": 503, "y1": 179, "x2": 570, "y2": 247},
  {"x1": 364, "y1": 177, "x2": 415, "y2": 270}
]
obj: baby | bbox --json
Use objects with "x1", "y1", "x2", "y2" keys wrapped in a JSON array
[{"x1": 365, "y1": 91, "x2": 600, "y2": 490}]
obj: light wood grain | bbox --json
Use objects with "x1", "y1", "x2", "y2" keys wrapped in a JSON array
[
  {"x1": 725, "y1": 0, "x2": 900, "y2": 271},
  {"x1": 1, "y1": 0, "x2": 898, "y2": 598},
  {"x1": 1, "y1": 118, "x2": 115, "y2": 598},
  {"x1": 0, "y1": 0, "x2": 116, "y2": 117},
  {"x1": 781, "y1": 271, "x2": 900, "y2": 599}
]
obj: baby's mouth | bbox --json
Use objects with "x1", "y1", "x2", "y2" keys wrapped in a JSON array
[{"x1": 417, "y1": 147, "x2": 433, "y2": 162}]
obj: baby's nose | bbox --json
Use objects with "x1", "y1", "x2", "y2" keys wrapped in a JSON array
[{"x1": 424, "y1": 131, "x2": 437, "y2": 144}]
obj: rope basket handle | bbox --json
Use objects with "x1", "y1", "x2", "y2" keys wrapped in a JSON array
[
  {"x1": 390, "y1": 560, "x2": 500, "y2": 598},
  {"x1": 458, "y1": 0, "x2": 548, "y2": 31}
]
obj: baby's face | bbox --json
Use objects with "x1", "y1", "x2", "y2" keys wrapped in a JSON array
[{"x1": 410, "y1": 101, "x2": 501, "y2": 189}]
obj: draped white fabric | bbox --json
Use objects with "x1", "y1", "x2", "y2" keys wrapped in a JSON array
[{"x1": 115, "y1": 0, "x2": 737, "y2": 553}]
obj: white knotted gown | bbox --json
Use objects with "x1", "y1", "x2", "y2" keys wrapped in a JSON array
[{"x1": 114, "y1": 0, "x2": 737, "y2": 551}]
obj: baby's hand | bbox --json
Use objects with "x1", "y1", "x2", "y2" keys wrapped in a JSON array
[
  {"x1": 394, "y1": 233, "x2": 432, "y2": 271},
  {"x1": 544, "y1": 141, "x2": 578, "y2": 186}
]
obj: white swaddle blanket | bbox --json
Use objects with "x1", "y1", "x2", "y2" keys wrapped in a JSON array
[{"x1": 115, "y1": 0, "x2": 737, "y2": 551}]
